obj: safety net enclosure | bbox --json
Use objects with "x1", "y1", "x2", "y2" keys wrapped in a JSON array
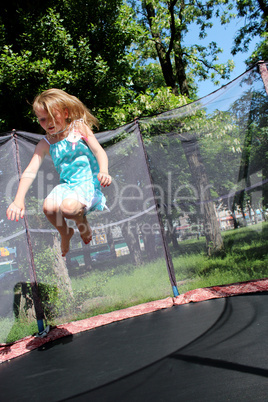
[{"x1": 0, "y1": 61, "x2": 267, "y2": 345}]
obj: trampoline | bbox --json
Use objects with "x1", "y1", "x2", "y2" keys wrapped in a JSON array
[
  {"x1": 0, "y1": 285, "x2": 268, "y2": 401},
  {"x1": 0, "y1": 62, "x2": 268, "y2": 401}
]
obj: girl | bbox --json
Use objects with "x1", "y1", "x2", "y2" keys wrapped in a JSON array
[{"x1": 6, "y1": 88, "x2": 112, "y2": 256}]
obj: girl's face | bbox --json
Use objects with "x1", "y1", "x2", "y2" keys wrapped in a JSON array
[{"x1": 35, "y1": 107, "x2": 68, "y2": 135}]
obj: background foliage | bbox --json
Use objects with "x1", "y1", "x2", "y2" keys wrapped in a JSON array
[{"x1": 0, "y1": 0, "x2": 266, "y2": 132}]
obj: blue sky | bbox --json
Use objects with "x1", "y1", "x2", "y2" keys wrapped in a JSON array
[{"x1": 185, "y1": 17, "x2": 261, "y2": 99}]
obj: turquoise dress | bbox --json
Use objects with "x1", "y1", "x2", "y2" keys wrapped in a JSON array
[{"x1": 45, "y1": 120, "x2": 106, "y2": 214}]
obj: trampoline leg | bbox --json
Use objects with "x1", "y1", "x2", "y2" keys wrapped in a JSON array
[
  {"x1": 172, "y1": 286, "x2": 179, "y2": 297},
  {"x1": 37, "y1": 319, "x2": 45, "y2": 333}
]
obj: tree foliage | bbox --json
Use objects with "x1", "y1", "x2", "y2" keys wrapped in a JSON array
[
  {"x1": 230, "y1": 0, "x2": 268, "y2": 55},
  {"x1": 0, "y1": 0, "x2": 266, "y2": 132},
  {"x1": 126, "y1": 0, "x2": 236, "y2": 98},
  {"x1": 0, "y1": 0, "x2": 133, "y2": 131},
  {"x1": 218, "y1": 0, "x2": 268, "y2": 65}
]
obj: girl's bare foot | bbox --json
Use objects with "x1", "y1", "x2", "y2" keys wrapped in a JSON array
[
  {"x1": 61, "y1": 228, "x2": 74, "y2": 256},
  {"x1": 76, "y1": 216, "x2": 92, "y2": 245}
]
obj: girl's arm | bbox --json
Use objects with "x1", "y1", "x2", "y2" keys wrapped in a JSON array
[
  {"x1": 80, "y1": 123, "x2": 112, "y2": 187},
  {"x1": 6, "y1": 139, "x2": 49, "y2": 221}
]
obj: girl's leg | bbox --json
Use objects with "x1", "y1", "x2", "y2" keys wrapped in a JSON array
[
  {"x1": 59, "y1": 198, "x2": 92, "y2": 245},
  {"x1": 43, "y1": 198, "x2": 74, "y2": 256}
]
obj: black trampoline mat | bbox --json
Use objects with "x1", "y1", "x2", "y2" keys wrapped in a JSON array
[{"x1": 0, "y1": 292, "x2": 267, "y2": 401}]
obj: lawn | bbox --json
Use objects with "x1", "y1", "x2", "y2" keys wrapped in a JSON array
[
  {"x1": 2, "y1": 222, "x2": 267, "y2": 343},
  {"x1": 172, "y1": 221, "x2": 268, "y2": 293}
]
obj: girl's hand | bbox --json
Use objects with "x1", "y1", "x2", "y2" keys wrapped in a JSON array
[
  {"x1": 6, "y1": 201, "x2": 25, "y2": 222},
  {"x1": 97, "y1": 172, "x2": 112, "y2": 187}
]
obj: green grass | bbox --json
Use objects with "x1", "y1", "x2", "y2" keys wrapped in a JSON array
[
  {"x1": 0, "y1": 317, "x2": 15, "y2": 343},
  {"x1": 4, "y1": 319, "x2": 38, "y2": 344},
  {"x1": 172, "y1": 222, "x2": 268, "y2": 293},
  {"x1": 70, "y1": 258, "x2": 171, "y2": 321},
  {"x1": 1, "y1": 222, "x2": 267, "y2": 343}
]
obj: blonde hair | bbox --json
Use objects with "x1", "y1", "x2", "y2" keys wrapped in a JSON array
[{"x1": 32, "y1": 88, "x2": 99, "y2": 129}]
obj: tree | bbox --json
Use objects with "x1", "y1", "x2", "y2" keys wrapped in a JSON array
[
  {"x1": 0, "y1": 0, "x2": 133, "y2": 131},
  {"x1": 230, "y1": 0, "x2": 268, "y2": 59},
  {"x1": 230, "y1": 84, "x2": 268, "y2": 217},
  {"x1": 140, "y1": 112, "x2": 219, "y2": 255},
  {"x1": 126, "y1": 0, "x2": 235, "y2": 98},
  {"x1": 208, "y1": 0, "x2": 268, "y2": 65}
]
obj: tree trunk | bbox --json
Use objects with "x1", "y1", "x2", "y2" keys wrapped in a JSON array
[
  {"x1": 143, "y1": 233, "x2": 157, "y2": 259},
  {"x1": 121, "y1": 224, "x2": 143, "y2": 265},
  {"x1": 82, "y1": 242, "x2": 93, "y2": 272},
  {"x1": 145, "y1": 0, "x2": 190, "y2": 96},
  {"x1": 230, "y1": 210, "x2": 239, "y2": 229},
  {"x1": 106, "y1": 230, "x2": 117, "y2": 259},
  {"x1": 173, "y1": 0, "x2": 189, "y2": 97},
  {"x1": 174, "y1": 42, "x2": 189, "y2": 97},
  {"x1": 181, "y1": 137, "x2": 224, "y2": 255},
  {"x1": 145, "y1": 2, "x2": 179, "y2": 95},
  {"x1": 52, "y1": 236, "x2": 73, "y2": 298},
  {"x1": 165, "y1": 211, "x2": 179, "y2": 249}
]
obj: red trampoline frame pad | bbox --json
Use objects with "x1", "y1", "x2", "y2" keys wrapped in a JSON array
[{"x1": 0, "y1": 278, "x2": 267, "y2": 364}]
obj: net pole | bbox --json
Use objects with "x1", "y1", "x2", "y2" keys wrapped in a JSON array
[
  {"x1": 12, "y1": 131, "x2": 45, "y2": 333},
  {"x1": 135, "y1": 120, "x2": 179, "y2": 297}
]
